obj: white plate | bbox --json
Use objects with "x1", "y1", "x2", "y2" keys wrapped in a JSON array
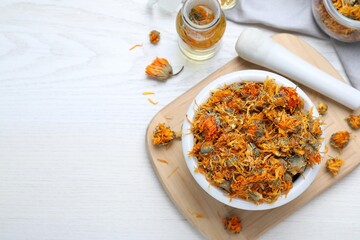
[{"x1": 182, "y1": 70, "x2": 324, "y2": 210}]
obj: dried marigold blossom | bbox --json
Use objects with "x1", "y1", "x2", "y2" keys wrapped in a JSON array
[
  {"x1": 145, "y1": 57, "x2": 184, "y2": 81},
  {"x1": 189, "y1": 4, "x2": 215, "y2": 25},
  {"x1": 280, "y1": 86, "x2": 303, "y2": 113},
  {"x1": 346, "y1": 114, "x2": 360, "y2": 129},
  {"x1": 198, "y1": 115, "x2": 218, "y2": 141},
  {"x1": 326, "y1": 157, "x2": 344, "y2": 175},
  {"x1": 190, "y1": 77, "x2": 323, "y2": 204},
  {"x1": 223, "y1": 216, "x2": 242, "y2": 234},
  {"x1": 330, "y1": 131, "x2": 350, "y2": 151},
  {"x1": 317, "y1": 102, "x2": 328, "y2": 115},
  {"x1": 152, "y1": 123, "x2": 176, "y2": 145},
  {"x1": 149, "y1": 30, "x2": 160, "y2": 44}
]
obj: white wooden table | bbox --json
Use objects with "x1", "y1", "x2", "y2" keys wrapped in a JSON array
[{"x1": 0, "y1": 1, "x2": 359, "y2": 239}]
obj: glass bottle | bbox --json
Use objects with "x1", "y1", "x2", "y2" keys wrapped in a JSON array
[{"x1": 176, "y1": 0, "x2": 226, "y2": 61}]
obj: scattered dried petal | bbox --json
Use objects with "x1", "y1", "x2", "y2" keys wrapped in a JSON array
[
  {"x1": 223, "y1": 216, "x2": 242, "y2": 234},
  {"x1": 330, "y1": 131, "x2": 350, "y2": 151},
  {"x1": 152, "y1": 123, "x2": 176, "y2": 145},
  {"x1": 148, "y1": 98, "x2": 158, "y2": 105},
  {"x1": 326, "y1": 157, "x2": 344, "y2": 175},
  {"x1": 321, "y1": 145, "x2": 329, "y2": 154},
  {"x1": 346, "y1": 115, "x2": 360, "y2": 129},
  {"x1": 167, "y1": 166, "x2": 179, "y2": 178},
  {"x1": 129, "y1": 43, "x2": 143, "y2": 51},
  {"x1": 317, "y1": 102, "x2": 328, "y2": 115},
  {"x1": 187, "y1": 208, "x2": 205, "y2": 218},
  {"x1": 157, "y1": 158, "x2": 169, "y2": 164},
  {"x1": 143, "y1": 91, "x2": 155, "y2": 95},
  {"x1": 149, "y1": 30, "x2": 160, "y2": 44}
]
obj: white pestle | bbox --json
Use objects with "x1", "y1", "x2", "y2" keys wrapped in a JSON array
[{"x1": 235, "y1": 28, "x2": 360, "y2": 110}]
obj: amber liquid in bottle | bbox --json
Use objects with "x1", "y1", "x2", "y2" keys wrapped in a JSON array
[{"x1": 176, "y1": 0, "x2": 226, "y2": 60}]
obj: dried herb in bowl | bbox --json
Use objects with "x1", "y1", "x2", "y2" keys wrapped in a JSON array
[
  {"x1": 189, "y1": 77, "x2": 323, "y2": 204},
  {"x1": 312, "y1": 0, "x2": 360, "y2": 42}
]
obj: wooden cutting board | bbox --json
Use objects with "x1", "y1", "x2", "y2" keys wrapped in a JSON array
[{"x1": 145, "y1": 34, "x2": 360, "y2": 240}]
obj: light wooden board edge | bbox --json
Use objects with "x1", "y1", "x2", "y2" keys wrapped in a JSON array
[{"x1": 145, "y1": 34, "x2": 360, "y2": 240}]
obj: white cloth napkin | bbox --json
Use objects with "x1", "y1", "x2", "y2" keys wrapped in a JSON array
[{"x1": 226, "y1": 0, "x2": 360, "y2": 89}]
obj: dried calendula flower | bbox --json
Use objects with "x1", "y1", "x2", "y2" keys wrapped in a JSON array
[
  {"x1": 280, "y1": 86, "x2": 303, "y2": 113},
  {"x1": 224, "y1": 216, "x2": 242, "y2": 234},
  {"x1": 346, "y1": 114, "x2": 360, "y2": 129},
  {"x1": 317, "y1": 102, "x2": 328, "y2": 115},
  {"x1": 189, "y1": 5, "x2": 215, "y2": 25},
  {"x1": 149, "y1": 30, "x2": 160, "y2": 44},
  {"x1": 145, "y1": 57, "x2": 184, "y2": 81},
  {"x1": 330, "y1": 131, "x2": 350, "y2": 151},
  {"x1": 152, "y1": 123, "x2": 176, "y2": 145},
  {"x1": 326, "y1": 157, "x2": 344, "y2": 176},
  {"x1": 198, "y1": 115, "x2": 218, "y2": 141}
]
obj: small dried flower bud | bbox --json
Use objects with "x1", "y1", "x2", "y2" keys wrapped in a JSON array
[
  {"x1": 152, "y1": 123, "x2": 176, "y2": 145},
  {"x1": 330, "y1": 131, "x2": 350, "y2": 151},
  {"x1": 317, "y1": 102, "x2": 328, "y2": 115},
  {"x1": 223, "y1": 216, "x2": 242, "y2": 234},
  {"x1": 145, "y1": 57, "x2": 183, "y2": 81},
  {"x1": 346, "y1": 114, "x2": 360, "y2": 129},
  {"x1": 149, "y1": 30, "x2": 160, "y2": 44},
  {"x1": 326, "y1": 157, "x2": 344, "y2": 176}
]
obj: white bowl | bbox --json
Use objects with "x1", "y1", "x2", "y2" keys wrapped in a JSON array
[{"x1": 182, "y1": 70, "x2": 324, "y2": 210}]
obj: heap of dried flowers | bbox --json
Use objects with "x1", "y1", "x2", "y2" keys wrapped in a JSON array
[
  {"x1": 189, "y1": 77, "x2": 323, "y2": 204},
  {"x1": 333, "y1": 0, "x2": 360, "y2": 21},
  {"x1": 314, "y1": 0, "x2": 360, "y2": 41}
]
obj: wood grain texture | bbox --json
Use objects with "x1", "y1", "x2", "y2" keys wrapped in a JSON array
[{"x1": 146, "y1": 34, "x2": 360, "y2": 240}]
